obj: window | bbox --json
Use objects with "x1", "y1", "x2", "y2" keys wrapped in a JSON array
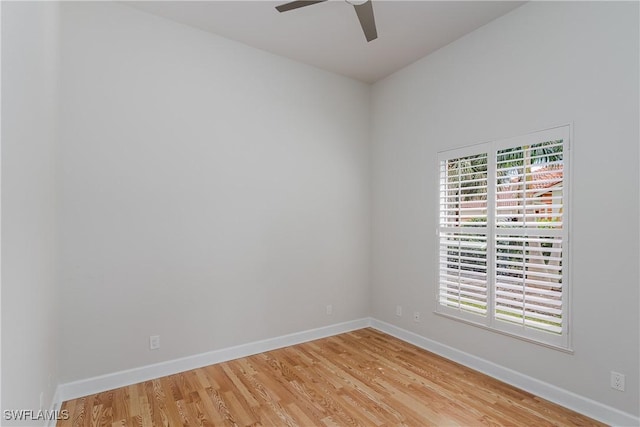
[{"x1": 437, "y1": 125, "x2": 570, "y2": 349}]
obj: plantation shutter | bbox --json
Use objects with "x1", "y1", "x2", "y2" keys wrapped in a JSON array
[{"x1": 437, "y1": 125, "x2": 570, "y2": 349}]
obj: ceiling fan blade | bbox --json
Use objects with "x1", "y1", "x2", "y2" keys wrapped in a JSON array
[
  {"x1": 276, "y1": 0, "x2": 327, "y2": 13},
  {"x1": 353, "y1": 0, "x2": 377, "y2": 42}
]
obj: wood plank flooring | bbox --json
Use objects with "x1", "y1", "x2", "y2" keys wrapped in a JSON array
[{"x1": 58, "y1": 328, "x2": 605, "y2": 426}]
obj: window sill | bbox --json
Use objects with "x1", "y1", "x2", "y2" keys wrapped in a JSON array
[{"x1": 434, "y1": 310, "x2": 574, "y2": 354}]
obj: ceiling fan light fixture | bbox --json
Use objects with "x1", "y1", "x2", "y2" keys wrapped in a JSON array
[{"x1": 345, "y1": 0, "x2": 368, "y2": 5}]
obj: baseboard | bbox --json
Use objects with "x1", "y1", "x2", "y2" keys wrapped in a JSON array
[
  {"x1": 55, "y1": 317, "x2": 371, "y2": 404},
  {"x1": 53, "y1": 317, "x2": 638, "y2": 427},
  {"x1": 370, "y1": 318, "x2": 639, "y2": 427},
  {"x1": 44, "y1": 387, "x2": 62, "y2": 427}
]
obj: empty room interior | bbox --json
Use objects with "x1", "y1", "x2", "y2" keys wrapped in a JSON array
[{"x1": 2, "y1": 0, "x2": 639, "y2": 426}]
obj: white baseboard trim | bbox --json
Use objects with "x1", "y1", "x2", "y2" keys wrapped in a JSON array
[
  {"x1": 53, "y1": 317, "x2": 638, "y2": 427},
  {"x1": 369, "y1": 318, "x2": 639, "y2": 427},
  {"x1": 46, "y1": 388, "x2": 63, "y2": 427},
  {"x1": 55, "y1": 318, "x2": 371, "y2": 404}
]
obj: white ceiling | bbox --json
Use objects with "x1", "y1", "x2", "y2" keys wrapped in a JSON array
[{"x1": 125, "y1": 1, "x2": 525, "y2": 83}]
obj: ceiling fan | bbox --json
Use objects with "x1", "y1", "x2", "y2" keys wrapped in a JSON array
[{"x1": 275, "y1": 0, "x2": 378, "y2": 42}]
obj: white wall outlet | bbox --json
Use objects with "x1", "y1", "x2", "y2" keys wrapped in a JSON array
[
  {"x1": 149, "y1": 335, "x2": 160, "y2": 350},
  {"x1": 413, "y1": 311, "x2": 420, "y2": 322},
  {"x1": 611, "y1": 371, "x2": 625, "y2": 391},
  {"x1": 396, "y1": 305, "x2": 402, "y2": 317},
  {"x1": 326, "y1": 304, "x2": 333, "y2": 315}
]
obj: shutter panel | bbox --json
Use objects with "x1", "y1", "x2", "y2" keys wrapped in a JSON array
[
  {"x1": 494, "y1": 235, "x2": 563, "y2": 334},
  {"x1": 496, "y1": 140, "x2": 564, "y2": 229},
  {"x1": 439, "y1": 153, "x2": 488, "y2": 227},
  {"x1": 494, "y1": 139, "x2": 564, "y2": 335},
  {"x1": 439, "y1": 152, "x2": 488, "y2": 316},
  {"x1": 439, "y1": 232, "x2": 487, "y2": 314}
]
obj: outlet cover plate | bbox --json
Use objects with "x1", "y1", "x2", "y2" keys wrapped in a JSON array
[
  {"x1": 150, "y1": 335, "x2": 160, "y2": 350},
  {"x1": 611, "y1": 371, "x2": 625, "y2": 391}
]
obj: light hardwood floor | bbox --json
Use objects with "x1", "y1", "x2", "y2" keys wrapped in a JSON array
[{"x1": 58, "y1": 328, "x2": 605, "y2": 426}]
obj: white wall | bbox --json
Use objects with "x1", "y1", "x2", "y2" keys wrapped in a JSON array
[
  {"x1": 57, "y1": 2, "x2": 370, "y2": 382},
  {"x1": 371, "y1": 1, "x2": 639, "y2": 417},
  {"x1": 1, "y1": 1, "x2": 61, "y2": 423}
]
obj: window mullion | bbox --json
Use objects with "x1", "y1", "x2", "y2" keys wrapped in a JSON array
[{"x1": 486, "y1": 143, "x2": 496, "y2": 329}]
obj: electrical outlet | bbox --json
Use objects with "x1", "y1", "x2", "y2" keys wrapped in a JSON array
[
  {"x1": 326, "y1": 304, "x2": 333, "y2": 315},
  {"x1": 149, "y1": 335, "x2": 160, "y2": 350},
  {"x1": 413, "y1": 311, "x2": 420, "y2": 322},
  {"x1": 611, "y1": 371, "x2": 625, "y2": 391},
  {"x1": 396, "y1": 305, "x2": 402, "y2": 317}
]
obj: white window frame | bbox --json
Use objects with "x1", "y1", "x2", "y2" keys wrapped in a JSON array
[{"x1": 435, "y1": 124, "x2": 572, "y2": 351}]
